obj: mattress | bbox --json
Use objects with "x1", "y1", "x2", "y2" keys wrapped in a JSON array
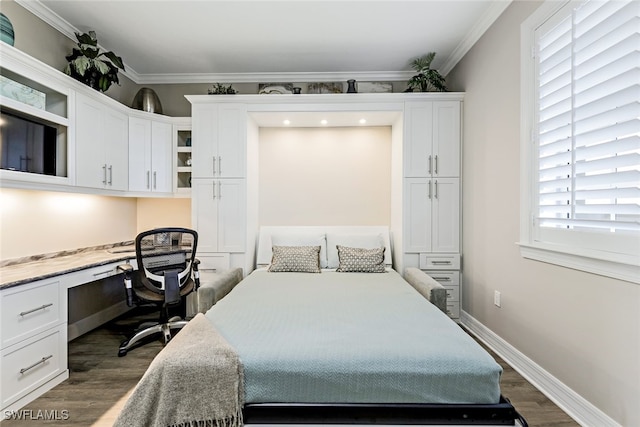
[{"x1": 205, "y1": 269, "x2": 502, "y2": 405}]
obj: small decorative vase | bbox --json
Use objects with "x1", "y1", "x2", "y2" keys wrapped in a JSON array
[
  {"x1": 0, "y1": 13, "x2": 15, "y2": 46},
  {"x1": 132, "y1": 88, "x2": 163, "y2": 114},
  {"x1": 347, "y1": 79, "x2": 357, "y2": 93},
  {"x1": 292, "y1": 87, "x2": 302, "y2": 94}
]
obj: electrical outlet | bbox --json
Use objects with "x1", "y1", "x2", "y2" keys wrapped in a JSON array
[{"x1": 494, "y1": 290, "x2": 501, "y2": 307}]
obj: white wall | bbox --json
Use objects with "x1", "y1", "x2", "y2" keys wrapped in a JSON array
[
  {"x1": 258, "y1": 126, "x2": 392, "y2": 226},
  {"x1": 0, "y1": 188, "x2": 137, "y2": 259},
  {"x1": 446, "y1": 1, "x2": 639, "y2": 425}
]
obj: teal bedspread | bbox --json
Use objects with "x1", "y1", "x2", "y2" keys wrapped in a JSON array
[{"x1": 205, "y1": 269, "x2": 502, "y2": 404}]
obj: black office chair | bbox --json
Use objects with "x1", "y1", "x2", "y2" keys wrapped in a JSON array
[{"x1": 117, "y1": 228, "x2": 200, "y2": 357}]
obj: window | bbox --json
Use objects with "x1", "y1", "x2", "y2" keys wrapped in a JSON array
[{"x1": 520, "y1": 0, "x2": 640, "y2": 283}]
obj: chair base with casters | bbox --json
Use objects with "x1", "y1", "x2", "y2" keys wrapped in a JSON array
[{"x1": 117, "y1": 228, "x2": 200, "y2": 357}]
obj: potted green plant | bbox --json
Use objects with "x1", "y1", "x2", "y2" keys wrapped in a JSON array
[
  {"x1": 208, "y1": 83, "x2": 237, "y2": 95},
  {"x1": 406, "y1": 52, "x2": 447, "y2": 92},
  {"x1": 64, "y1": 31, "x2": 125, "y2": 92}
]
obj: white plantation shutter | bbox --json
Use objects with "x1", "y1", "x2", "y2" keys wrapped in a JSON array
[{"x1": 534, "y1": 0, "x2": 640, "y2": 257}]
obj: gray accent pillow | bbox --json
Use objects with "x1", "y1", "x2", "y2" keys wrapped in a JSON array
[
  {"x1": 268, "y1": 245, "x2": 321, "y2": 273},
  {"x1": 336, "y1": 245, "x2": 386, "y2": 273}
]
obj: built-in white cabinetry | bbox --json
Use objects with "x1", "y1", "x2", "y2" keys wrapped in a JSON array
[
  {"x1": 403, "y1": 100, "x2": 462, "y2": 320},
  {"x1": 192, "y1": 104, "x2": 246, "y2": 178},
  {"x1": 404, "y1": 177, "x2": 460, "y2": 253},
  {"x1": 174, "y1": 119, "x2": 192, "y2": 195},
  {"x1": 75, "y1": 92, "x2": 129, "y2": 191},
  {"x1": 0, "y1": 279, "x2": 68, "y2": 412},
  {"x1": 128, "y1": 116, "x2": 173, "y2": 193},
  {"x1": 190, "y1": 102, "x2": 248, "y2": 272},
  {"x1": 404, "y1": 101, "x2": 460, "y2": 178},
  {"x1": 191, "y1": 179, "x2": 246, "y2": 253}
]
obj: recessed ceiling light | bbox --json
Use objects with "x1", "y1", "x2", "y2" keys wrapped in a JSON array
[
  {"x1": 359, "y1": 118, "x2": 367, "y2": 124},
  {"x1": 283, "y1": 119, "x2": 290, "y2": 125},
  {"x1": 320, "y1": 119, "x2": 328, "y2": 125}
]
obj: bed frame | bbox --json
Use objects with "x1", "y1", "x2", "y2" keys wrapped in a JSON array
[
  {"x1": 249, "y1": 226, "x2": 528, "y2": 427},
  {"x1": 243, "y1": 396, "x2": 528, "y2": 426}
]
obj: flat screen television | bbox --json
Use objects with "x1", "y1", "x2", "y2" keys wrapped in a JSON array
[{"x1": 0, "y1": 110, "x2": 60, "y2": 176}]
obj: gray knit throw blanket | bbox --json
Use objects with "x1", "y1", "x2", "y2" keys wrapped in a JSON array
[{"x1": 113, "y1": 313, "x2": 244, "y2": 427}]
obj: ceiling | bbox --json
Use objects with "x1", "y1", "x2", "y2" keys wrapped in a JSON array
[{"x1": 21, "y1": 0, "x2": 511, "y2": 85}]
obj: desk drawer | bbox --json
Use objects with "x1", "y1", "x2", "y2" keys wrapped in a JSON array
[
  {"x1": 1, "y1": 326, "x2": 66, "y2": 408},
  {"x1": 1, "y1": 280, "x2": 63, "y2": 348}
]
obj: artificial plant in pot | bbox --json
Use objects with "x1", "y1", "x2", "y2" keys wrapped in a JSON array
[
  {"x1": 406, "y1": 52, "x2": 447, "y2": 92},
  {"x1": 64, "y1": 31, "x2": 125, "y2": 92}
]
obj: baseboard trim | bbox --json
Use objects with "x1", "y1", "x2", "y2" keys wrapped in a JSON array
[
  {"x1": 68, "y1": 301, "x2": 131, "y2": 341},
  {"x1": 460, "y1": 310, "x2": 621, "y2": 427}
]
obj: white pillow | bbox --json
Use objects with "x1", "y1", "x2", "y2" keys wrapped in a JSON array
[
  {"x1": 271, "y1": 233, "x2": 328, "y2": 268},
  {"x1": 326, "y1": 233, "x2": 385, "y2": 268}
]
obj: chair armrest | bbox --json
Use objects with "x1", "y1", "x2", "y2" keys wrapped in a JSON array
[
  {"x1": 197, "y1": 268, "x2": 243, "y2": 314},
  {"x1": 404, "y1": 267, "x2": 447, "y2": 314}
]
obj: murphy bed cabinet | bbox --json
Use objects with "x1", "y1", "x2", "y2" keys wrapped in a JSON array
[{"x1": 188, "y1": 95, "x2": 463, "y2": 320}]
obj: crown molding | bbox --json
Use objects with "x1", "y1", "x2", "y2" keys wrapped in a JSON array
[
  {"x1": 17, "y1": 0, "x2": 501, "y2": 84},
  {"x1": 440, "y1": 0, "x2": 513, "y2": 76}
]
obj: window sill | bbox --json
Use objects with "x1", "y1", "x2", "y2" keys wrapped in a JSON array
[{"x1": 518, "y1": 243, "x2": 640, "y2": 285}]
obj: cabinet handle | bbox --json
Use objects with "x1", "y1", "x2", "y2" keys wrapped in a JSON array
[
  {"x1": 212, "y1": 156, "x2": 217, "y2": 175},
  {"x1": 431, "y1": 260, "x2": 452, "y2": 265},
  {"x1": 212, "y1": 181, "x2": 216, "y2": 199},
  {"x1": 435, "y1": 180, "x2": 438, "y2": 199},
  {"x1": 20, "y1": 355, "x2": 53, "y2": 374},
  {"x1": 92, "y1": 269, "x2": 114, "y2": 277},
  {"x1": 428, "y1": 180, "x2": 432, "y2": 199},
  {"x1": 153, "y1": 171, "x2": 157, "y2": 189},
  {"x1": 108, "y1": 165, "x2": 113, "y2": 185},
  {"x1": 146, "y1": 171, "x2": 150, "y2": 189},
  {"x1": 435, "y1": 155, "x2": 439, "y2": 175},
  {"x1": 218, "y1": 181, "x2": 222, "y2": 199},
  {"x1": 428, "y1": 155, "x2": 432, "y2": 174},
  {"x1": 432, "y1": 277, "x2": 452, "y2": 281},
  {"x1": 102, "y1": 164, "x2": 107, "y2": 185},
  {"x1": 218, "y1": 157, "x2": 222, "y2": 175},
  {"x1": 19, "y1": 303, "x2": 53, "y2": 317}
]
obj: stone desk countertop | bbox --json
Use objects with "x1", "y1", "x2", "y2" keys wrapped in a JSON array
[{"x1": 0, "y1": 243, "x2": 136, "y2": 290}]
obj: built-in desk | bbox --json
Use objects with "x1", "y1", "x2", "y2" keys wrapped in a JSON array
[{"x1": 0, "y1": 244, "x2": 136, "y2": 414}]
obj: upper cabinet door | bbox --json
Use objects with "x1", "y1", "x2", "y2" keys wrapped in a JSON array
[
  {"x1": 403, "y1": 100, "x2": 461, "y2": 178},
  {"x1": 403, "y1": 101, "x2": 433, "y2": 178},
  {"x1": 103, "y1": 109, "x2": 128, "y2": 191},
  {"x1": 75, "y1": 93, "x2": 106, "y2": 189},
  {"x1": 191, "y1": 105, "x2": 218, "y2": 178},
  {"x1": 128, "y1": 117, "x2": 152, "y2": 192},
  {"x1": 151, "y1": 120, "x2": 173, "y2": 193},
  {"x1": 217, "y1": 104, "x2": 246, "y2": 178},
  {"x1": 191, "y1": 104, "x2": 246, "y2": 179},
  {"x1": 432, "y1": 101, "x2": 461, "y2": 178},
  {"x1": 75, "y1": 92, "x2": 128, "y2": 191}
]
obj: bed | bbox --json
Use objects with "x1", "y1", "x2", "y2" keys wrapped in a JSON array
[
  {"x1": 115, "y1": 226, "x2": 526, "y2": 426},
  {"x1": 208, "y1": 226, "x2": 526, "y2": 426}
]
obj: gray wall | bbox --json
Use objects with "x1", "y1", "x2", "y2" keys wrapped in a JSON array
[{"x1": 446, "y1": 2, "x2": 639, "y2": 425}]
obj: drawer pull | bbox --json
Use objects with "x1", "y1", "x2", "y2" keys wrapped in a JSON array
[
  {"x1": 431, "y1": 260, "x2": 452, "y2": 265},
  {"x1": 20, "y1": 355, "x2": 53, "y2": 374},
  {"x1": 93, "y1": 269, "x2": 114, "y2": 277},
  {"x1": 201, "y1": 268, "x2": 217, "y2": 273},
  {"x1": 19, "y1": 303, "x2": 53, "y2": 317},
  {"x1": 432, "y1": 277, "x2": 452, "y2": 282}
]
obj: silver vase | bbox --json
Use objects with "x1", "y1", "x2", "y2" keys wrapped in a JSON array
[{"x1": 132, "y1": 88, "x2": 163, "y2": 114}]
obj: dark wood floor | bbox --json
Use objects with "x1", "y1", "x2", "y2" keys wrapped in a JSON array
[{"x1": 6, "y1": 310, "x2": 578, "y2": 426}]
